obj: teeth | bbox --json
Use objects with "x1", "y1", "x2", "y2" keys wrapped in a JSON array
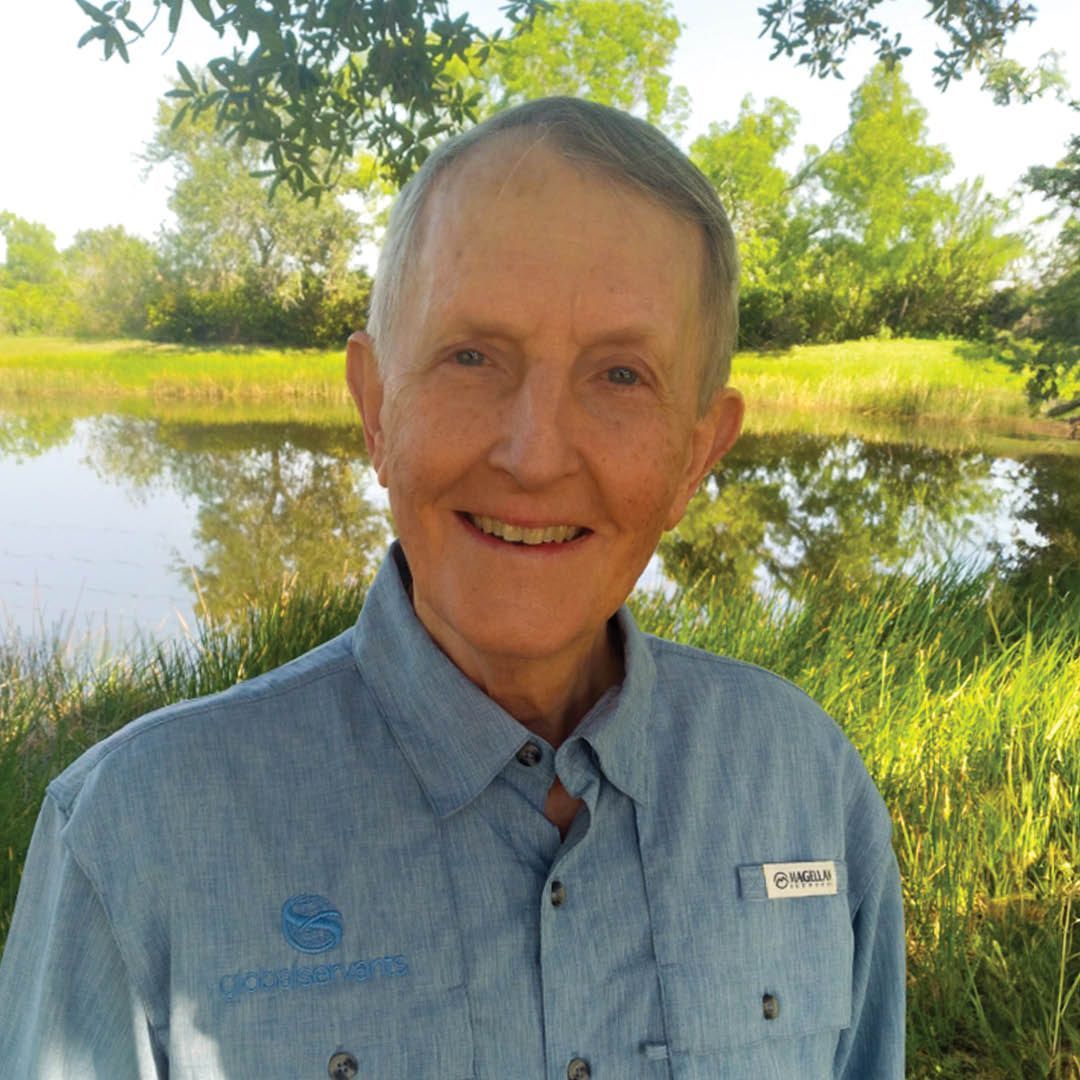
[{"x1": 470, "y1": 514, "x2": 584, "y2": 545}]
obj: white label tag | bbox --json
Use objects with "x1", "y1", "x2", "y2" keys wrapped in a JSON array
[{"x1": 762, "y1": 861, "x2": 838, "y2": 899}]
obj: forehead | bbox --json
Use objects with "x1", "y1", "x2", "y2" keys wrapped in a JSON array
[{"x1": 404, "y1": 135, "x2": 705, "y2": 351}]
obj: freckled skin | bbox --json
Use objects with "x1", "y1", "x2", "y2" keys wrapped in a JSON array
[{"x1": 347, "y1": 135, "x2": 743, "y2": 745}]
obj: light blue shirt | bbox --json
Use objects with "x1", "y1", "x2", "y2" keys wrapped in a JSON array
[{"x1": 0, "y1": 544, "x2": 904, "y2": 1078}]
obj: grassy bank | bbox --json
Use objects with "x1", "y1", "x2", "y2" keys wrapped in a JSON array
[
  {"x1": 0, "y1": 336, "x2": 346, "y2": 402},
  {"x1": 736, "y1": 338, "x2": 1033, "y2": 421},
  {"x1": 2, "y1": 569, "x2": 1077, "y2": 1076},
  {"x1": 0, "y1": 335, "x2": 1041, "y2": 424}
]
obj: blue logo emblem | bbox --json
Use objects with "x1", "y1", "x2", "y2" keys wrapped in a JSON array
[{"x1": 281, "y1": 894, "x2": 343, "y2": 954}]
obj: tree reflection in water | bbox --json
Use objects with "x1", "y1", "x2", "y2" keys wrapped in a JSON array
[
  {"x1": 659, "y1": 431, "x2": 1078, "y2": 599},
  {"x1": 83, "y1": 415, "x2": 390, "y2": 623}
]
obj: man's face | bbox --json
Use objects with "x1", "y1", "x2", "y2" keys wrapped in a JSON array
[{"x1": 349, "y1": 136, "x2": 742, "y2": 677}]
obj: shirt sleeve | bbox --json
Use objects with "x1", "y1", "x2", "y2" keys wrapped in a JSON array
[
  {"x1": 0, "y1": 793, "x2": 167, "y2": 1078},
  {"x1": 833, "y1": 841, "x2": 906, "y2": 1078}
]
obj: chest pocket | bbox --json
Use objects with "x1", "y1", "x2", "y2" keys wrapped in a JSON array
[{"x1": 656, "y1": 860, "x2": 853, "y2": 1079}]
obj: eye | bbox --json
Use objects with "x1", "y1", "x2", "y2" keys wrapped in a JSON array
[
  {"x1": 453, "y1": 348, "x2": 487, "y2": 367},
  {"x1": 605, "y1": 365, "x2": 640, "y2": 386}
]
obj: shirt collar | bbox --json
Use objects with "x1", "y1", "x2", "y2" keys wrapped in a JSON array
[
  {"x1": 569, "y1": 603, "x2": 656, "y2": 807},
  {"x1": 351, "y1": 543, "x2": 656, "y2": 816}
]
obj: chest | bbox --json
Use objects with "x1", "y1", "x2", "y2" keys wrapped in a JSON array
[{"x1": 145, "y1": 769, "x2": 853, "y2": 1079}]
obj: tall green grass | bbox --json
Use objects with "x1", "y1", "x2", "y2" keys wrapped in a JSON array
[
  {"x1": 2, "y1": 569, "x2": 1077, "y2": 1077},
  {"x1": 735, "y1": 338, "x2": 1033, "y2": 421},
  {"x1": 0, "y1": 336, "x2": 346, "y2": 402}
]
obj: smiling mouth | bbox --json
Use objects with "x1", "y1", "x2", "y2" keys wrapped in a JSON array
[{"x1": 466, "y1": 513, "x2": 588, "y2": 546}]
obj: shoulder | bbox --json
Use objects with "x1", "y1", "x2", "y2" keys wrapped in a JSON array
[
  {"x1": 645, "y1": 633, "x2": 844, "y2": 747},
  {"x1": 48, "y1": 629, "x2": 358, "y2": 823},
  {"x1": 642, "y1": 634, "x2": 893, "y2": 887}
]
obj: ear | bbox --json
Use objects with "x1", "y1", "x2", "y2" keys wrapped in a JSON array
[
  {"x1": 665, "y1": 387, "x2": 744, "y2": 530},
  {"x1": 345, "y1": 331, "x2": 389, "y2": 485}
]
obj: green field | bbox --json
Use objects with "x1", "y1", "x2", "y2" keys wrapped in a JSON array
[
  {"x1": 0, "y1": 334, "x2": 1044, "y2": 424},
  {"x1": 2, "y1": 570, "x2": 1077, "y2": 1077}
]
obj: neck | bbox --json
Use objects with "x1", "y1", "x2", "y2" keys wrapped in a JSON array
[{"x1": 421, "y1": 615, "x2": 624, "y2": 748}]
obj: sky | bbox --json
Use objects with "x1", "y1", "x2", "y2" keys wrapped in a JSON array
[{"x1": 1, "y1": 0, "x2": 1078, "y2": 258}]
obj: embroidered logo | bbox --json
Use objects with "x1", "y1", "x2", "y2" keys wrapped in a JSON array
[
  {"x1": 762, "y1": 860, "x2": 838, "y2": 899},
  {"x1": 282, "y1": 894, "x2": 344, "y2": 954}
]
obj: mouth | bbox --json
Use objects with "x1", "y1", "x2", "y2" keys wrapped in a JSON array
[{"x1": 464, "y1": 513, "x2": 589, "y2": 546}]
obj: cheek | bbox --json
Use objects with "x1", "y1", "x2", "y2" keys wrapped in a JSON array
[{"x1": 607, "y1": 442, "x2": 689, "y2": 534}]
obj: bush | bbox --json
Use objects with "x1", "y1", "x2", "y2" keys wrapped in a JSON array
[{"x1": 146, "y1": 271, "x2": 371, "y2": 348}]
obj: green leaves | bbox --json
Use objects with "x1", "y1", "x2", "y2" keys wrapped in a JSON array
[
  {"x1": 73, "y1": 0, "x2": 548, "y2": 194},
  {"x1": 757, "y1": 0, "x2": 1038, "y2": 96}
]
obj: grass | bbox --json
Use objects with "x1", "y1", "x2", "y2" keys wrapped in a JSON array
[
  {"x1": 1, "y1": 568, "x2": 1077, "y2": 1077},
  {"x1": 0, "y1": 336, "x2": 346, "y2": 402},
  {"x1": 735, "y1": 338, "x2": 1034, "y2": 422},
  {"x1": 0, "y1": 335, "x2": 1053, "y2": 427}
]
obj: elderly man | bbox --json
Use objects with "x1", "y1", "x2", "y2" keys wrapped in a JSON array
[{"x1": 0, "y1": 98, "x2": 904, "y2": 1077}]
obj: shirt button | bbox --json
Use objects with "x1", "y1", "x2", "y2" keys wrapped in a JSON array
[
  {"x1": 516, "y1": 741, "x2": 542, "y2": 767},
  {"x1": 328, "y1": 1050, "x2": 358, "y2": 1079},
  {"x1": 762, "y1": 992, "x2": 780, "y2": 1020},
  {"x1": 550, "y1": 880, "x2": 567, "y2": 907},
  {"x1": 567, "y1": 1057, "x2": 591, "y2": 1080}
]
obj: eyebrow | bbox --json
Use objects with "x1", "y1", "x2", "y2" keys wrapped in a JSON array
[{"x1": 434, "y1": 314, "x2": 674, "y2": 353}]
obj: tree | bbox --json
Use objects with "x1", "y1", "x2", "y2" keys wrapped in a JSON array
[
  {"x1": 75, "y1": 0, "x2": 1065, "y2": 194},
  {"x1": 469, "y1": 0, "x2": 688, "y2": 135},
  {"x1": 810, "y1": 64, "x2": 1020, "y2": 338},
  {"x1": 1026, "y1": 134, "x2": 1080, "y2": 212},
  {"x1": 64, "y1": 226, "x2": 161, "y2": 338},
  {"x1": 0, "y1": 213, "x2": 73, "y2": 334},
  {"x1": 690, "y1": 71, "x2": 1021, "y2": 346},
  {"x1": 817, "y1": 64, "x2": 951, "y2": 253},
  {"x1": 147, "y1": 96, "x2": 371, "y2": 345},
  {"x1": 1015, "y1": 132, "x2": 1080, "y2": 413},
  {"x1": 74, "y1": 0, "x2": 547, "y2": 194},
  {"x1": 690, "y1": 96, "x2": 812, "y2": 344}
]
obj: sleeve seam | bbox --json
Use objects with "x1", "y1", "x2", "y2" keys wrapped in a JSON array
[{"x1": 48, "y1": 790, "x2": 168, "y2": 1057}]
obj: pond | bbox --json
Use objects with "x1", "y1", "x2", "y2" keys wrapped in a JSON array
[{"x1": 1, "y1": 402, "x2": 1077, "y2": 650}]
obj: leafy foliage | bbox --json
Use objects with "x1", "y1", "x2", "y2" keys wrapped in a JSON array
[
  {"x1": 147, "y1": 97, "x2": 372, "y2": 346},
  {"x1": 0, "y1": 213, "x2": 75, "y2": 335},
  {"x1": 1026, "y1": 134, "x2": 1080, "y2": 212},
  {"x1": 756, "y1": 0, "x2": 1052, "y2": 102},
  {"x1": 692, "y1": 68, "x2": 1022, "y2": 348},
  {"x1": 64, "y1": 226, "x2": 161, "y2": 338},
  {"x1": 987, "y1": 129, "x2": 1080, "y2": 411},
  {"x1": 987, "y1": 220, "x2": 1080, "y2": 410},
  {"x1": 463, "y1": 0, "x2": 688, "y2": 135},
  {"x1": 73, "y1": 0, "x2": 548, "y2": 194}
]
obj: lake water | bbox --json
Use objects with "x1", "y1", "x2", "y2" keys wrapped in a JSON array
[{"x1": 1, "y1": 403, "x2": 1077, "y2": 650}]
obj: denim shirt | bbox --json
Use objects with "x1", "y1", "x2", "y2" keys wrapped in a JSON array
[{"x1": 0, "y1": 544, "x2": 904, "y2": 1078}]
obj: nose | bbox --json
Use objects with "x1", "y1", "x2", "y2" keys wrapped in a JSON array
[{"x1": 488, "y1": 369, "x2": 580, "y2": 489}]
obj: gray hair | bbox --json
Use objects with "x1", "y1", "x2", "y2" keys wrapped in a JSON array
[{"x1": 367, "y1": 96, "x2": 739, "y2": 411}]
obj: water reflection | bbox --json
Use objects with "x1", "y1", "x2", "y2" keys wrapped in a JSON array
[
  {"x1": 660, "y1": 433, "x2": 1023, "y2": 595},
  {"x1": 83, "y1": 416, "x2": 391, "y2": 623},
  {"x1": 0, "y1": 404, "x2": 1076, "y2": 643}
]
